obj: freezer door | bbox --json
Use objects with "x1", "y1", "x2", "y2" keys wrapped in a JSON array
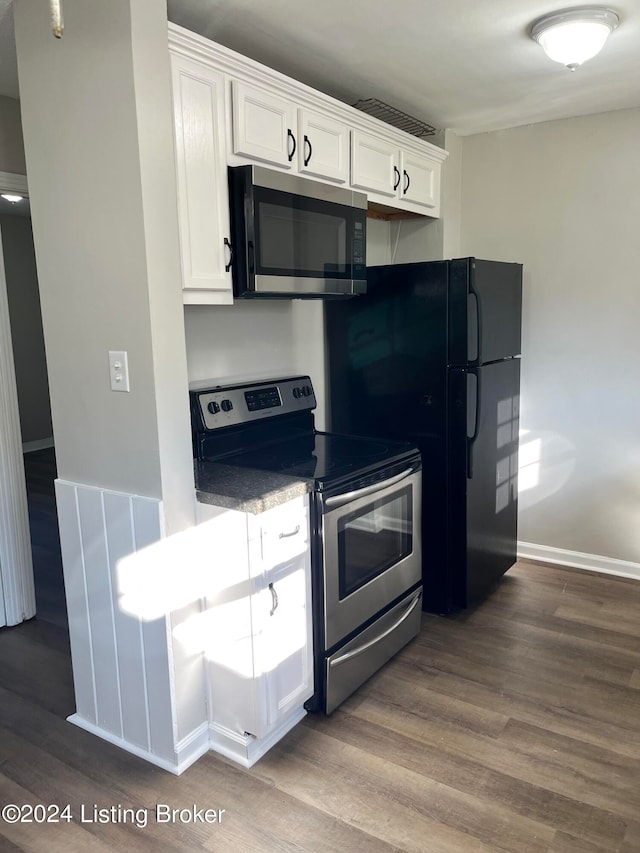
[
  {"x1": 449, "y1": 258, "x2": 522, "y2": 367},
  {"x1": 448, "y1": 358, "x2": 520, "y2": 607}
]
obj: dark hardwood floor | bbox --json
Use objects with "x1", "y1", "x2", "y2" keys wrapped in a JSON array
[{"x1": 1, "y1": 461, "x2": 639, "y2": 851}]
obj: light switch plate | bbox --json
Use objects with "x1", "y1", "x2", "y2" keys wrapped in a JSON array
[{"x1": 108, "y1": 350, "x2": 130, "y2": 392}]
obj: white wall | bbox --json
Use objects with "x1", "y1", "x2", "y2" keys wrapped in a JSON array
[
  {"x1": 459, "y1": 108, "x2": 640, "y2": 570},
  {"x1": 184, "y1": 299, "x2": 330, "y2": 428},
  {"x1": 14, "y1": 0, "x2": 207, "y2": 771},
  {"x1": 14, "y1": 0, "x2": 194, "y2": 533}
]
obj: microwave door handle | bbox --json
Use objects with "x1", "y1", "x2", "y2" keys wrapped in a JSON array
[{"x1": 324, "y1": 464, "x2": 419, "y2": 509}]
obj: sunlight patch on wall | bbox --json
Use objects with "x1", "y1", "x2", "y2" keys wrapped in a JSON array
[{"x1": 518, "y1": 429, "x2": 575, "y2": 509}]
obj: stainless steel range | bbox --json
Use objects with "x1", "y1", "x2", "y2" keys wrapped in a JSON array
[{"x1": 190, "y1": 376, "x2": 422, "y2": 713}]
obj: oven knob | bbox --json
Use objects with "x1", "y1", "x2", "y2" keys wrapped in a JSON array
[
  {"x1": 207, "y1": 401, "x2": 220, "y2": 414},
  {"x1": 302, "y1": 385, "x2": 312, "y2": 397},
  {"x1": 221, "y1": 399, "x2": 233, "y2": 412},
  {"x1": 293, "y1": 387, "x2": 302, "y2": 399}
]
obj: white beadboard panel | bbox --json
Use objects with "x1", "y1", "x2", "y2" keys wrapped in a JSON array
[
  {"x1": 518, "y1": 541, "x2": 640, "y2": 581},
  {"x1": 169, "y1": 601, "x2": 208, "y2": 744},
  {"x1": 55, "y1": 479, "x2": 210, "y2": 771},
  {"x1": 131, "y1": 496, "x2": 176, "y2": 763},
  {"x1": 55, "y1": 480, "x2": 98, "y2": 724},
  {"x1": 76, "y1": 486, "x2": 123, "y2": 736},
  {"x1": 102, "y1": 491, "x2": 150, "y2": 751},
  {"x1": 0, "y1": 224, "x2": 36, "y2": 627}
]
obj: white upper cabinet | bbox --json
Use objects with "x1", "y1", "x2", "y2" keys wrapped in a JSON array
[
  {"x1": 351, "y1": 131, "x2": 398, "y2": 198},
  {"x1": 399, "y1": 149, "x2": 439, "y2": 212},
  {"x1": 231, "y1": 80, "x2": 296, "y2": 169},
  {"x1": 297, "y1": 109, "x2": 349, "y2": 184},
  {"x1": 171, "y1": 53, "x2": 233, "y2": 305},
  {"x1": 352, "y1": 131, "x2": 441, "y2": 215},
  {"x1": 168, "y1": 24, "x2": 448, "y2": 304},
  {"x1": 232, "y1": 83, "x2": 349, "y2": 184}
]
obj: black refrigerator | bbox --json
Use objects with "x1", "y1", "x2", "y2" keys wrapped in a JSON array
[{"x1": 325, "y1": 257, "x2": 522, "y2": 613}]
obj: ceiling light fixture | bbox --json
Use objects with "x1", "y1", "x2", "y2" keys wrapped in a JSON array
[
  {"x1": 531, "y1": 7, "x2": 619, "y2": 71},
  {"x1": 1, "y1": 194, "x2": 23, "y2": 203}
]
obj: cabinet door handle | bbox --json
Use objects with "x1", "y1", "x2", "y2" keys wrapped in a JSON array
[
  {"x1": 268, "y1": 582, "x2": 279, "y2": 616},
  {"x1": 287, "y1": 128, "x2": 297, "y2": 162},
  {"x1": 224, "y1": 237, "x2": 233, "y2": 272},
  {"x1": 303, "y1": 135, "x2": 312, "y2": 166},
  {"x1": 393, "y1": 166, "x2": 401, "y2": 191},
  {"x1": 403, "y1": 170, "x2": 410, "y2": 194},
  {"x1": 278, "y1": 524, "x2": 300, "y2": 539}
]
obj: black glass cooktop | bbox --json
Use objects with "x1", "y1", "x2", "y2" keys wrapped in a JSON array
[{"x1": 204, "y1": 430, "x2": 420, "y2": 491}]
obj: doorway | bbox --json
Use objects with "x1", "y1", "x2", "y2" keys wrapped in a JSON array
[{"x1": 0, "y1": 178, "x2": 65, "y2": 630}]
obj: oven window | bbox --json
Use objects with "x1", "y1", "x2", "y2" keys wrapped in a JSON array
[{"x1": 338, "y1": 486, "x2": 412, "y2": 599}]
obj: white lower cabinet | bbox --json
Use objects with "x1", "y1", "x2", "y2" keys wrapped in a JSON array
[{"x1": 195, "y1": 494, "x2": 313, "y2": 767}]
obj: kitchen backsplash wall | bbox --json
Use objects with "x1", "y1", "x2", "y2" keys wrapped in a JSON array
[
  {"x1": 184, "y1": 300, "x2": 298, "y2": 384},
  {"x1": 183, "y1": 222, "x2": 396, "y2": 429}
]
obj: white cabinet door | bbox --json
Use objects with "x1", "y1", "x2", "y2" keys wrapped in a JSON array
[
  {"x1": 249, "y1": 496, "x2": 313, "y2": 736},
  {"x1": 197, "y1": 495, "x2": 313, "y2": 742},
  {"x1": 232, "y1": 80, "x2": 296, "y2": 168},
  {"x1": 171, "y1": 55, "x2": 233, "y2": 304},
  {"x1": 298, "y1": 109, "x2": 349, "y2": 184},
  {"x1": 254, "y1": 553, "x2": 313, "y2": 733},
  {"x1": 351, "y1": 130, "x2": 442, "y2": 215},
  {"x1": 399, "y1": 150, "x2": 439, "y2": 212},
  {"x1": 350, "y1": 131, "x2": 398, "y2": 197}
]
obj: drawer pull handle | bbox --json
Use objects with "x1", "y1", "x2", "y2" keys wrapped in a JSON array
[
  {"x1": 329, "y1": 590, "x2": 421, "y2": 667},
  {"x1": 278, "y1": 524, "x2": 300, "y2": 539},
  {"x1": 269, "y1": 582, "x2": 278, "y2": 616}
]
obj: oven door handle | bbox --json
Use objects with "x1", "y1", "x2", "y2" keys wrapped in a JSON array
[
  {"x1": 324, "y1": 464, "x2": 419, "y2": 509},
  {"x1": 328, "y1": 590, "x2": 422, "y2": 668}
]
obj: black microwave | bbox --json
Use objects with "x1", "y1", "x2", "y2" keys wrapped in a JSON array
[{"x1": 228, "y1": 165, "x2": 367, "y2": 299}]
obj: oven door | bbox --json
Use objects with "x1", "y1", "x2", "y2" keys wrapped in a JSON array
[{"x1": 321, "y1": 462, "x2": 422, "y2": 650}]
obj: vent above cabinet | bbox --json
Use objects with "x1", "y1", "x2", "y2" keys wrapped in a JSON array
[{"x1": 351, "y1": 98, "x2": 436, "y2": 138}]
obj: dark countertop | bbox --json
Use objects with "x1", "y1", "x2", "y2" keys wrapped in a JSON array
[{"x1": 195, "y1": 461, "x2": 311, "y2": 514}]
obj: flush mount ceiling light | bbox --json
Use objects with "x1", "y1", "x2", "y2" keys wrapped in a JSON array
[
  {"x1": 531, "y1": 7, "x2": 619, "y2": 70},
  {"x1": 1, "y1": 194, "x2": 23, "y2": 203}
]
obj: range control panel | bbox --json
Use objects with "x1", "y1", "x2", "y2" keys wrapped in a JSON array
[{"x1": 192, "y1": 376, "x2": 316, "y2": 431}]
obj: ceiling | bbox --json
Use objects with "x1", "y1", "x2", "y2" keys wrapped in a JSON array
[{"x1": 0, "y1": 1, "x2": 639, "y2": 135}]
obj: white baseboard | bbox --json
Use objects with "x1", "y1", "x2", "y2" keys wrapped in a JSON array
[
  {"x1": 22, "y1": 437, "x2": 54, "y2": 453},
  {"x1": 517, "y1": 541, "x2": 640, "y2": 581},
  {"x1": 209, "y1": 706, "x2": 307, "y2": 768},
  {"x1": 67, "y1": 715, "x2": 210, "y2": 775}
]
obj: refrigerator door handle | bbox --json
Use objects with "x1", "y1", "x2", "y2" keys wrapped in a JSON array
[
  {"x1": 467, "y1": 369, "x2": 481, "y2": 479},
  {"x1": 468, "y1": 284, "x2": 481, "y2": 366}
]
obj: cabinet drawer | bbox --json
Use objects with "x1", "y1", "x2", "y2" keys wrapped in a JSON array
[{"x1": 252, "y1": 496, "x2": 309, "y2": 567}]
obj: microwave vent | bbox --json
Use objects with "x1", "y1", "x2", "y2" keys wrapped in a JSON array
[{"x1": 352, "y1": 98, "x2": 436, "y2": 138}]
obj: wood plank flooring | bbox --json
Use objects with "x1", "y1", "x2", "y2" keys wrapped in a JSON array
[{"x1": 1, "y1": 461, "x2": 639, "y2": 850}]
